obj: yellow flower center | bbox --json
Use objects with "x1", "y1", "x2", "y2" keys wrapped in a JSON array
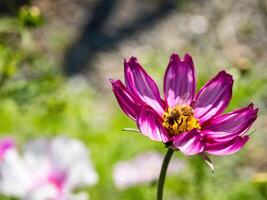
[{"x1": 162, "y1": 105, "x2": 201, "y2": 135}]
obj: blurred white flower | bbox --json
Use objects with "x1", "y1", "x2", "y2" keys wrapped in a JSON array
[
  {"x1": 113, "y1": 151, "x2": 185, "y2": 189},
  {"x1": 189, "y1": 15, "x2": 209, "y2": 34},
  {"x1": 0, "y1": 137, "x2": 98, "y2": 200}
]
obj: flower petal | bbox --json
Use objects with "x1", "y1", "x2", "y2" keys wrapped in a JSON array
[
  {"x1": 202, "y1": 104, "x2": 258, "y2": 142},
  {"x1": 164, "y1": 53, "x2": 196, "y2": 108},
  {"x1": 124, "y1": 57, "x2": 165, "y2": 115},
  {"x1": 205, "y1": 136, "x2": 249, "y2": 156},
  {"x1": 194, "y1": 71, "x2": 233, "y2": 123},
  {"x1": 173, "y1": 129, "x2": 204, "y2": 155},
  {"x1": 0, "y1": 147, "x2": 32, "y2": 197},
  {"x1": 110, "y1": 79, "x2": 142, "y2": 120},
  {"x1": 0, "y1": 138, "x2": 15, "y2": 158},
  {"x1": 24, "y1": 137, "x2": 99, "y2": 191},
  {"x1": 136, "y1": 106, "x2": 170, "y2": 142}
]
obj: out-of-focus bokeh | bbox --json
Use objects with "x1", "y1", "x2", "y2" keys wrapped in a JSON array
[{"x1": 0, "y1": 0, "x2": 266, "y2": 199}]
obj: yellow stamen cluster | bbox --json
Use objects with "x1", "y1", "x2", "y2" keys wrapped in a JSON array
[{"x1": 162, "y1": 105, "x2": 201, "y2": 135}]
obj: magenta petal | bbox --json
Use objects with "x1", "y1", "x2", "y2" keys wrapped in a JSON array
[
  {"x1": 0, "y1": 138, "x2": 15, "y2": 158},
  {"x1": 136, "y1": 106, "x2": 170, "y2": 142},
  {"x1": 205, "y1": 136, "x2": 249, "y2": 156},
  {"x1": 194, "y1": 71, "x2": 233, "y2": 123},
  {"x1": 173, "y1": 129, "x2": 204, "y2": 155},
  {"x1": 164, "y1": 53, "x2": 196, "y2": 108},
  {"x1": 202, "y1": 104, "x2": 258, "y2": 142},
  {"x1": 124, "y1": 57, "x2": 165, "y2": 116},
  {"x1": 110, "y1": 79, "x2": 142, "y2": 121}
]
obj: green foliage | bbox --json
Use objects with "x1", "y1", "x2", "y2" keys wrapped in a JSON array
[{"x1": 18, "y1": 6, "x2": 43, "y2": 28}]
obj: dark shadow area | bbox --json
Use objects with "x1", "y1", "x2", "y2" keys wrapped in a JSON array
[
  {"x1": 63, "y1": 0, "x2": 177, "y2": 75},
  {"x1": 0, "y1": 0, "x2": 31, "y2": 15}
]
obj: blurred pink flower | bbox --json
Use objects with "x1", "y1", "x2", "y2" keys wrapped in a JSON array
[
  {"x1": 0, "y1": 138, "x2": 15, "y2": 159},
  {"x1": 113, "y1": 151, "x2": 185, "y2": 189},
  {"x1": 0, "y1": 137, "x2": 98, "y2": 200},
  {"x1": 110, "y1": 53, "x2": 258, "y2": 155}
]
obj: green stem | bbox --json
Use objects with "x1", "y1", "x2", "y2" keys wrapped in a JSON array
[{"x1": 157, "y1": 148, "x2": 174, "y2": 200}]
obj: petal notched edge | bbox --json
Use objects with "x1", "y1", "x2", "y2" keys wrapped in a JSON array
[
  {"x1": 164, "y1": 53, "x2": 196, "y2": 108},
  {"x1": 194, "y1": 70, "x2": 233, "y2": 123},
  {"x1": 124, "y1": 57, "x2": 165, "y2": 115},
  {"x1": 202, "y1": 103, "x2": 258, "y2": 142}
]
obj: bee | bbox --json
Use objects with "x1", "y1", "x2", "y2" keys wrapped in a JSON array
[{"x1": 162, "y1": 105, "x2": 197, "y2": 135}]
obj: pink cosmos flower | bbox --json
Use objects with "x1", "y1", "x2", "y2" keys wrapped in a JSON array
[
  {"x1": 0, "y1": 137, "x2": 98, "y2": 200},
  {"x1": 110, "y1": 53, "x2": 258, "y2": 156}
]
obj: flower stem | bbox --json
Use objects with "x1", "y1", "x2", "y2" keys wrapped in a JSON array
[{"x1": 157, "y1": 148, "x2": 174, "y2": 200}]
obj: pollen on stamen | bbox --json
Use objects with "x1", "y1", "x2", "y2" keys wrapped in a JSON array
[{"x1": 162, "y1": 105, "x2": 201, "y2": 135}]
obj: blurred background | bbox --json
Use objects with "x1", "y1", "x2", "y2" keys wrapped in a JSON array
[{"x1": 0, "y1": 0, "x2": 267, "y2": 199}]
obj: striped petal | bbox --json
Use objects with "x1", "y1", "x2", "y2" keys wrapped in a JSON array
[
  {"x1": 136, "y1": 106, "x2": 170, "y2": 143},
  {"x1": 110, "y1": 79, "x2": 142, "y2": 121},
  {"x1": 202, "y1": 104, "x2": 258, "y2": 142},
  {"x1": 124, "y1": 57, "x2": 165, "y2": 116},
  {"x1": 164, "y1": 53, "x2": 196, "y2": 108},
  {"x1": 173, "y1": 129, "x2": 204, "y2": 155},
  {"x1": 205, "y1": 136, "x2": 249, "y2": 156},
  {"x1": 194, "y1": 71, "x2": 233, "y2": 123}
]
